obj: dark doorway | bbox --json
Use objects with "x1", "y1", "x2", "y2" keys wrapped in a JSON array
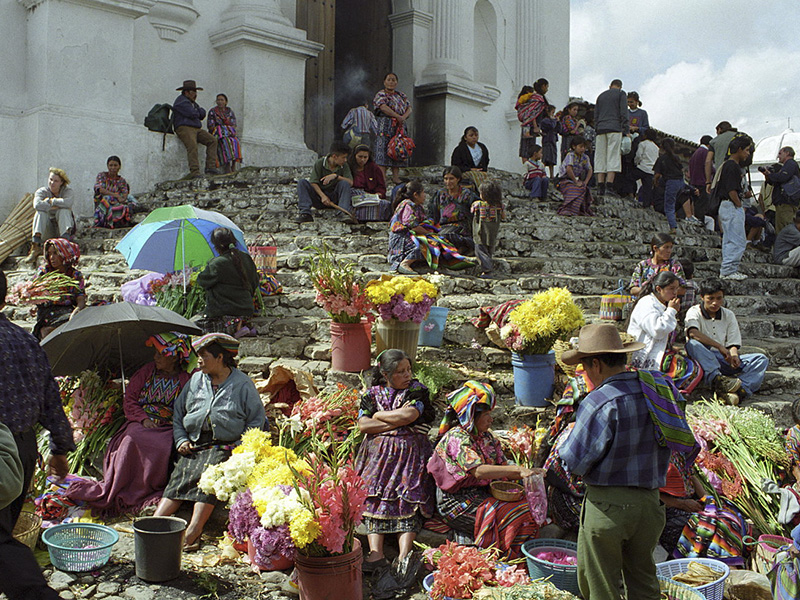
[
  {"x1": 298, "y1": 0, "x2": 393, "y2": 155},
  {"x1": 333, "y1": 0, "x2": 393, "y2": 142}
]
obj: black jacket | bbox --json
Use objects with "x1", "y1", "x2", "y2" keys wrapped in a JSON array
[{"x1": 450, "y1": 141, "x2": 490, "y2": 172}]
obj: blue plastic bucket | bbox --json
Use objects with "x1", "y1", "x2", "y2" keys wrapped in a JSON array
[
  {"x1": 418, "y1": 306, "x2": 449, "y2": 347},
  {"x1": 511, "y1": 351, "x2": 556, "y2": 407}
]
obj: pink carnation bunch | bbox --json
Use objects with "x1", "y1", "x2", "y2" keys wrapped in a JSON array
[{"x1": 376, "y1": 293, "x2": 435, "y2": 323}]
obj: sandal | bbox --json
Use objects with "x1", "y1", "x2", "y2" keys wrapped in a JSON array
[
  {"x1": 362, "y1": 557, "x2": 389, "y2": 572},
  {"x1": 184, "y1": 538, "x2": 202, "y2": 552},
  {"x1": 396, "y1": 266, "x2": 416, "y2": 275}
]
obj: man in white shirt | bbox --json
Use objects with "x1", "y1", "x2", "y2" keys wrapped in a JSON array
[{"x1": 684, "y1": 278, "x2": 769, "y2": 404}]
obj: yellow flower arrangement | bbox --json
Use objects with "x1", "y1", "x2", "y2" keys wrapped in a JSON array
[
  {"x1": 288, "y1": 506, "x2": 322, "y2": 548},
  {"x1": 365, "y1": 275, "x2": 439, "y2": 322},
  {"x1": 503, "y1": 287, "x2": 585, "y2": 355}
]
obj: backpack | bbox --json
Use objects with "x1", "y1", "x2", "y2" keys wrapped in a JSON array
[{"x1": 144, "y1": 103, "x2": 173, "y2": 150}]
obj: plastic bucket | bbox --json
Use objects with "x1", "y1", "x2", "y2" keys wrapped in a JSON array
[
  {"x1": 375, "y1": 318, "x2": 421, "y2": 361},
  {"x1": 511, "y1": 351, "x2": 556, "y2": 407},
  {"x1": 133, "y1": 516, "x2": 187, "y2": 582},
  {"x1": 330, "y1": 320, "x2": 372, "y2": 372},
  {"x1": 418, "y1": 306, "x2": 449, "y2": 347},
  {"x1": 295, "y1": 538, "x2": 362, "y2": 600}
]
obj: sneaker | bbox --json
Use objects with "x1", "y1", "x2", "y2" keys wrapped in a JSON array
[
  {"x1": 721, "y1": 272, "x2": 748, "y2": 281},
  {"x1": 714, "y1": 374, "x2": 742, "y2": 394},
  {"x1": 296, "y1": 213, "x2": 313, "y2": 223},
  {"x1": 722, "y1": 392, "x2": 740, "y2": 406},
  {"x1": 685, "y1": 216, "x2": 703, "y2": 225}
]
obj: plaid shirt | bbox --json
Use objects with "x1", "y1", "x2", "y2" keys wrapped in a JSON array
[
  {"x1": 0, "y1": 314, "x2": 74, "y2": 454},
  {"x1": 559, "y1": 371, "x2": 670, "y2": 489}
]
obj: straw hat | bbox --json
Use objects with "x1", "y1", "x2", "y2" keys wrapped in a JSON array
[{"x1": 561, "y1": 323, "x2": 644, "y2": 366}]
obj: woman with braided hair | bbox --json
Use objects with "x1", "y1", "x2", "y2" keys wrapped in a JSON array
[{"x1": 197, "y1": 227, "x2": 259, "y2": 337}]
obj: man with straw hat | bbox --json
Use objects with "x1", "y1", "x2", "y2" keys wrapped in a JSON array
[
  {"x1": 173, "y1": 80, "x2": 220, "y2": 179},
  {"x1": 558, "y1": 323, "x2": 698, "y2": 600}
]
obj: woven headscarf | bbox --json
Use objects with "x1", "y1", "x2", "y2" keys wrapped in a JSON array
[
  {"x1": 44, "y1": 238, "x2": 80, "y2": 267},
  {"x1": 146, "y1": 332, "x2": 197, "y2": 372},
  {"x1": 192, "y1": 332, "x2": 239, "y2": 356},
  {"x1": 439, "y1": 380, "x2": 496, "y2": 435}
]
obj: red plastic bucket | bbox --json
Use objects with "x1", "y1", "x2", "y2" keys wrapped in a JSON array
[
  {"x1": 295, "y1": 539, "x2": 363, "y2": 600},
  {"x1": 330, "y1": 320, "x2": 372, "y2": 372}
]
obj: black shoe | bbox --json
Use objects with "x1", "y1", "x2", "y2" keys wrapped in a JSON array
[
  {"x1": 205, "y1": 168, "x2": 223, "y2": 176},
  {"x1": 296, "y1": 213, "x2": 313, "y2": 223}
]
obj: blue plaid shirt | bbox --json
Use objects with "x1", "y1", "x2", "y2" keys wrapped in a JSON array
[
  {"x1": 0, "y1": 314, "x2": 74, "y2": 454},
  {"x1": 559, "y1": 371, "x2": 670, "y2": 489}
]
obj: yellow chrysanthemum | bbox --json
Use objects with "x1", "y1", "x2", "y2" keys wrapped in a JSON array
[
  {"x1": 365, "y1": 275, "x2": 438, "y2": 306},
  {"x1": 288, "y1": 507, "x2": 321, "y2": 548},
  {"x1": 507, "y1": 287, "x2": 585, "y2": 353}
]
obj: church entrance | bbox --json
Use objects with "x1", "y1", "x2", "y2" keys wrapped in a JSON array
[{"x1": 297, "y1": 0, "x2": 393, "y2": 155}]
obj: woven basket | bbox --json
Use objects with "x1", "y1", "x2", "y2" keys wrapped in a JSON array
[
  {"x1": 490, "y1": 481, "x2": 524, "y2": 502},
  {"x1": 658, "y1": 576, "x2": 705, "y2": 600},
  {"x1": 12, "y1": 510, "x2": 42, "y2": 550},
  {"x1": 553, "y1": 331, "x2": 637, "y2": 378},
  {"x1": 656, "y1": 558, "x2": 729, "y2": 600},
  {"x1": 752, "y1": 534, "x2": 791, "y2": 575},
  {"x1": 248, "y1": 235, "x2": 277, "y2": 274}
]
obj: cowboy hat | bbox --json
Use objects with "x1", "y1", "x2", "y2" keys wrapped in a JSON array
[
  {"x1": 561, "y1": 323, "x2": 644, "y2": 365},
  {"x1": 176, "y1": 80, "x2": 203, "y2": 91}
]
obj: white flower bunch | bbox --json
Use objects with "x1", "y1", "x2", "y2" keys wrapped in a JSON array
[
  {"x1": 198, "y1": 451, "x2": 257, "y2": 502},
  {"x1": 251, "y1": 486, "x2": 309, "y2": 529}
]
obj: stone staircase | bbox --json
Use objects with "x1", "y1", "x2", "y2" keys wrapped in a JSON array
[{"x1": 4, "y1": 165, "x2": 799, "y2": 427}]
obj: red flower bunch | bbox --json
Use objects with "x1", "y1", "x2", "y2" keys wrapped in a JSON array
[
  {"x1": 426, "y1": 541, "x2": 497, "y2": 599},
  {"x1": 697, "y1": 449, "x2": 744, "y2": 498},
  {"x1": 291, "y1": 385, "x2": 360, "y2": 442}
]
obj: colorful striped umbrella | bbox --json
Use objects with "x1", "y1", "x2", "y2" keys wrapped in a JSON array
[{"x1": 115, "y1": 205, "x2": 247, "y2": 274}]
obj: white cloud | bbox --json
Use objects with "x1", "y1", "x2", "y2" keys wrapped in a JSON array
[{"x1": 570, "y1": 0, "x2": 800, "y2": 144}]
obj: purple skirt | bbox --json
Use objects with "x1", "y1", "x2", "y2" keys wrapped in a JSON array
[{"x1": 355, "y1": 430, "x2": 435, "y2": 525}]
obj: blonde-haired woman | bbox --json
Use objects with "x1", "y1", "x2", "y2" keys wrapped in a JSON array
[{"x1": 27, "y1": 168, "x2": 76, "y2": 264}]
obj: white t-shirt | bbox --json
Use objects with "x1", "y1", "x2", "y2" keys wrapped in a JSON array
[
  {"x1": 684, "y1": 305, "x2": 742, "y2": 348},
  {"x1": 468, "y1": 144, "x2": 483, "y2": 167},
  {"x1": 627, "y1": 294, "x2": 678, "y2": 369},
  {"x1": 634, "y1": 140, "x2": 659, "y2": 175}
]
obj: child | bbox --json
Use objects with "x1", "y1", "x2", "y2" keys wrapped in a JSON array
[
  {"x1": 653, "y1": 138, "x2": 684, "y2": 234},
  {"x1": 523, "y1": 144, "x2": 549, "y2": 200},
  {"x1": 471, "y1": 181, "x2": 505, "y2": 278},
  {"x1": 559, "y1": 103, "x2": 581, "y2": 159},
  {"x1": 539, "y1": 105, "x2": 559, "y2": 178}
]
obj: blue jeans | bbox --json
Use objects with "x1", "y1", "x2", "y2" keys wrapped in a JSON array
[
  {"x1": 718, "y1": 200, "x2": 746, "y2": 276},
  {"x1": 685, "y1": 339, "x2": 768, "y2": 396},
  {"x1": 524, "y1": 177, "x2": 549, "y2": 199},
  {"x1": 297, "y1": 179, "x2": 352, "y2": 216},
  {"x1": 635, "y1": 171, "x2": 654, "y2": 208},
  {"x1": 664, "y1": 179, "x2": 682, "y2": 229}
]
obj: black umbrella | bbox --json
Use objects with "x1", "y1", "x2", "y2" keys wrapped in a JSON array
[{"x1": 40, "y1": 302, "x2": 201, "y2": 383}]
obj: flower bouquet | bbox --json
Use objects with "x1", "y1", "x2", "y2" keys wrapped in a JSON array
[
  {"x1": 304, "y1": 244, "x2": 374, "y2": 324},
  {"x1": 422, "y1": 541, "x2": 531, "y2": 599},
  {"x1": 6, "y1": 272, "x2": 80, "y2": 306},
  {"x1": 279, "y1": 384, "x2": 361, "y2": 455},
  {"x1": 146, "y1": 268, "x2": 205, "y2": 318},
  {"x1": 687, "y1": 402, "x2": 787, "y2": 535},
  {"x1": 364, "y1": 274, "x2": 438, "y2": 323},
  {"x1": 199, "y1": 429, "x2": 315, "y2": 570},
  {"x1": 500, "y1": 288, "x2": 584, "y2": 355}
]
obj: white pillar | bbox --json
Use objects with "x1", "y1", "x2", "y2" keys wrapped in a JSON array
[
  {"x1": 421, "y1": 0, "x2": 470, "y2": 80},
  {"x1": 515, "y1": 0, "x2": 544, "y2": 89}
]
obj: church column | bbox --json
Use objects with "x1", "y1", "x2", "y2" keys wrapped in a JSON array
[
  {"x1": 388, "y1": 5, "x2": 433, "y2": 97},
  {"x1": 209, "y1": 0, "x2": 323, "y2": 162},
  {"x1": 515, "y1": 0, "x2": 544, "y2": 88},
  {"x1": 421, "y1": 0, "x2": 470, "y2": 81}
]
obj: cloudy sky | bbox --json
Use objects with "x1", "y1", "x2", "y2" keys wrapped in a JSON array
[{"x1": 570, "y1": 0, "x2": 800, "y2": 146}]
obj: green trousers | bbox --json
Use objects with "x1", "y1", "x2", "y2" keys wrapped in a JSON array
[
  {"x1": 577, "y1": 484, "x2": 665, "y2": 600},
  {"x1": 775, "y1": 203, "x2": 796, "y2": 236}
]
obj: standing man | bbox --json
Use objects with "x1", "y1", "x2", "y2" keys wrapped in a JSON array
[
  {"x1": 173, "y1": 80, "x2": 220, "y2": 179},
  {"x1": 0, "y1": 270, "x2": 74, "y2": 600},
  {"x1": 689, "y1": 135, "x2": 713, "y2": 225},
  {"x1": 559, "y1": 323, "x2": 697, "y2": 600},
  {"x1": 704, "y1": 121, "x2": 738, "y2": 198},
  {"x1": 593, "y1": 80, "x2": 629, "y2": 197},
  {"x1": 715, "y1": 136, "x2": 752, "y2": 280},
  {"x1": 762, "y1": 146, "x2": 800, "y2": 234}
]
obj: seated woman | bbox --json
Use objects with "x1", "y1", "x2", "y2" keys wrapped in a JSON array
[
  {"x1": 629, "y1": 233, "x2": 685, "y2": 296},
  {"x1": 154, "y1": 333, "x2": 264, "y2": 550},
  {"x1": 197, "y1": 227, "x2": 259, "y2": 337},
  {"x1": 26, "y1": 168, "x2": 76, "y2": 263},
  {"x1": 355, "y1": 350, "x2": 435, "y2": 572},
  {"x1": 33, "y1": 238, "x2": 86, "y2": 340},
  {"x1": 94, "y1": 155, "x2": 135, "y2": 229},
  {"x1": 388, "y1": 181, "x2": 474, "y2": 274},
  {"x1": 556, "y1": 135, "x2": 594, "y2": 216},
  {"x1": 450, "y1": 127, "x2": 490, "y2": 188},
  {"x1": 627, "y1": 271, "x2": 703, "y2": 392},
  {"x1": 348, "y1": 144, "x2": 391, "y2": 222},
  {"x1": 428, "y1": 381, "x2": 537, "y2": 559},
  {"x1": 66, "y1": 333, "x2": 194, "y2": 515},
  {"x1": 426, "y1": 166, "x2": 477, "y2": 254}
]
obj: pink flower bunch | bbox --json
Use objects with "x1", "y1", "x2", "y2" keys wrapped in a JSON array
[
  {"x1": 5, "y1": 273, "x2": 78, "y2": 306},
  {"x1": 495, "y1": 565, "x2": 531, "y2": 587},
  {"x1": 535, "y1": 550, "x2": 577, "y2": 566},
  {"x1": 69, "y1": 387, "x2": 116, "y2": 443},
  {"x1": 690, "y1": 417, "x2": 731, "y2": 445},
  {"x1": 290, "y1": 386, "x2": 359, "y2": 442},
  {"x1": 507, "y1": 426, "x2": 534, "y2": 459},
  {"x1": 376, "y1": 294, "x2": 435, "y2": 323},
  {"x1": 314, "y1": 283, "x2": 374, "y2": 324},
  {"x1": 501, "y1": 325, "x2": 526, "y2": 352}
]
